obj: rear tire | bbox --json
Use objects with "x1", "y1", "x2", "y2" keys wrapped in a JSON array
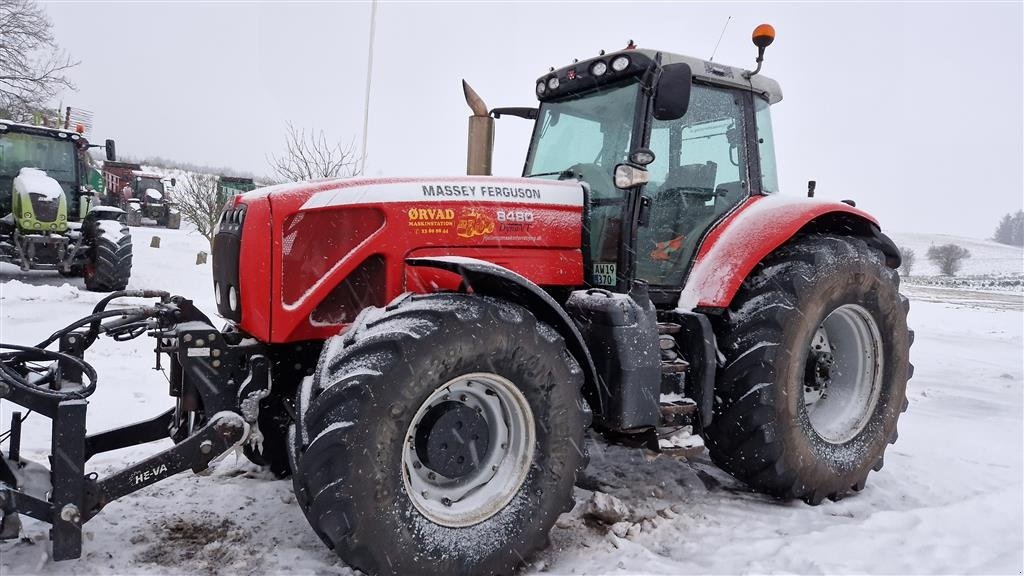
[
  {"x1": 705, "y1": 234, "x2": 912, "y2": 504},
  {"x1": 83, "y1": 221, "x2": 132, "y2": 292},
  {"x1": 291, "y1": 293, "x2": 587, "y2": 575}
]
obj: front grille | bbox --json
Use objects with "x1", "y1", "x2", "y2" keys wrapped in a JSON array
[
  {"x1": 213, "y1": 204, "x2": 246, "y2": 321},
  {"x1": 29, "y1": 193, "x2": 59, "y2": 223}
]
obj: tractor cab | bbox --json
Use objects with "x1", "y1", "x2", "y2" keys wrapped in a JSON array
[
  {"x1": 523, "y1": 45, "x2": 781, "y2": 304},
  {"x1": 0, "y1": 122, "x2": 86, "y2": 228}
]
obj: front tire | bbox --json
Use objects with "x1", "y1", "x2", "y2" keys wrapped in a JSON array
[
  {"x1": 83, "y1": 220, "x2": 132, "y2": 292},
  {"x1": 291, "y1": 293, "x2": 587, "y2": 575},
  {"x1": 705, "y1": 234, "x2": 912, "y2": 504}
]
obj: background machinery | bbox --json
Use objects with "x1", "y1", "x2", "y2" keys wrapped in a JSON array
[{"x1": 0, "y1": 120, "x2": 132, "y2": 291}]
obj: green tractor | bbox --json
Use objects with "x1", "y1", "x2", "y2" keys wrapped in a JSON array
[{"x1": 0, "y1": 120, "x2": 133, "y2": 291}]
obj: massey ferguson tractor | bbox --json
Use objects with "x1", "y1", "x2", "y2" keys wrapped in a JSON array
[
  {"x1": 0, "y1": 26, "x2": 912, "y2": 575},
  {"x1": 0, "y1": 120, "x2": 132, "y2": 291}
]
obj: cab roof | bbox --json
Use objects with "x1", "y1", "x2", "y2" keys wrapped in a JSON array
[
  {"x1": 0, "y1": 118, "x2": 84, "y2": 139},
  {"x1": 537, "y1": 47, "x2": 782, "y2": 105}
]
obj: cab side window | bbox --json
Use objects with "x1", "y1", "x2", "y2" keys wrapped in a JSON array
[{"x1": 637, "y1": 84, "x2": 750, "y2": 287}]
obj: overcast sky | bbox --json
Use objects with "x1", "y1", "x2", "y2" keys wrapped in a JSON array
[{"x1": 43, "y1": 1, "x2": 1022, "y2": 238}]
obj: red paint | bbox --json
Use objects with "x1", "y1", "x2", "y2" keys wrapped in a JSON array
[
  {"x1": 232, "y1": 177, "x2": 584, "y2": 343},
  {"x1": 681, "y1": 195, "x2": 881, "y2": 310}
]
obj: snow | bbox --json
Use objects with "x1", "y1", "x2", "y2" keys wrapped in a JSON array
[
  {"x1": 1, "y1": 225, "x2": 1022, "y2": 575},
  {"x1": 13, "y1": 167, "x2": 63, "y2": 201},
  {"x1": 145, "y1": 188, "x2": 163, "y2": 201},
  {"x1": 95, "y1": 220, "x2": 125, "y2": 243},
  {"x1": 890, "y1": 232, "x2": 1024, "y2": 278}
]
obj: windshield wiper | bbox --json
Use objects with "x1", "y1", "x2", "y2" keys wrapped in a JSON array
[{"x1": 524, "y1": 169, "x2": 577, "y2": 179}]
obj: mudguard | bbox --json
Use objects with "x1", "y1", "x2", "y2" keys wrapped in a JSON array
[
  {"x1": 677, "y1": 195, "x2": 900, "y2": 311},
  {"x1": 406, "y1": 255, "x2": 605, "y2": 418}
]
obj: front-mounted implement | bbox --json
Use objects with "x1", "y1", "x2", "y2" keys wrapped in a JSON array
[{"x1": 0, "y1": 291, "x2": 270, "y2": 558}]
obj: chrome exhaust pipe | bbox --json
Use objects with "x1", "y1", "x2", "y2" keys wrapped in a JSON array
[{"x1": 463, "y1": 80, "x2": 493, "y2": 176}]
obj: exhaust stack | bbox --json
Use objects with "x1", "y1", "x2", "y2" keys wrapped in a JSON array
[{"x1": 463, "y1": 80, "x2": 494, "y2": 176}]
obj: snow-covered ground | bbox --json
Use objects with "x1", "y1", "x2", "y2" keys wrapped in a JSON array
[{"x1": 1, "y1": 226, "x2": 1022, "y2": 575}]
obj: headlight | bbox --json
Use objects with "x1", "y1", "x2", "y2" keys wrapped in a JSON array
[
  {"x1": 611, "y1": 55, "x2": 630, "y2": 72},
  {"x1": 536, "y1": 81, "x2": 546, "y2": 96},
  {"x1": 214, "y1": 282, "x2": 222, "y2": 306},
  {"x1": 34, "y1": 222, "x2": 42, "y2": 229},
  {"x1": 50, "y1": 224, "x2": 57, "y2": 230},
  {"x1": 547, "y1": 76, "x2": 560, "y2": 91},
  {"x1": 591, "y1": 61, "x2": 608, "y2": 77},
  {"x1": 228, "y1": 285, "x2": 238, "y2": 311},
  {"x1": 24, "y1": 212, "x2": 31, "y2": 219}
]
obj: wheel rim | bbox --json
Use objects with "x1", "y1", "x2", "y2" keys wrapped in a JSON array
[
  {"x1": 803, "y1": 304, "x2": 884, "y2": 444},
  {"x1": 402, "y1": 372, "x2": 535, "y2": 527}
]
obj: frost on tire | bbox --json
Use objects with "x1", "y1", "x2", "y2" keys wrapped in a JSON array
[
  {"x1": 705, "y1": 234, "x2": 912, "y2": 504},
  {"x1": 290, "y1": 292, "x2": 588, "y2": 575},
  {"x1": 84, "y1": 220, "x2": 132, "y2": 292}
]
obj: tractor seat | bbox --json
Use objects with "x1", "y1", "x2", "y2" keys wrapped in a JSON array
[{"x1": 649, "y1": 162, "x2": 719, "y2": 236}]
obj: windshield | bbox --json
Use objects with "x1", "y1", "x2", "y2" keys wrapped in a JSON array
[
  {"x1": 138, "y1": 177, "x2": 163, "y2": 193},
  {"x1": 0, "y1": 132, "x2": 77, "y2": 184},
  {"x1": 524, "y1": 81, "x2": 638, "y2": 199}
]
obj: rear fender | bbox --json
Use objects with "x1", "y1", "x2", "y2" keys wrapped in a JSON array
[
  {"x1": 678, "y1": 195, "x2": 899, "y2": 311},
  {"x1": 406, "y1": 256, "x2": 604, "y2": 418}
]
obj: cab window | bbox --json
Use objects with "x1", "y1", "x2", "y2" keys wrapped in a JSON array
[{"x1": 637, "y1": 84, "x2": 750, "y2": 287}]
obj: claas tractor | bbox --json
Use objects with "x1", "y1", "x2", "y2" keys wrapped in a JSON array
[
  {"x1": 101, "y1": 161, "x2": 180, "y2": 229},
  {"x1": 0, "y1": 26, "x2": 912, "y2": 575},
  {"x1": 0, "y1": 120, "x2": 132, "y2": 291}
]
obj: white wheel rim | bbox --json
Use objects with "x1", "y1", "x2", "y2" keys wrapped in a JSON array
[
  {"x1": 804, "y1": 304, "x2": 884, "y2": 444},
  {"x1": 402, "y1": 372, "x2": 535, "y2": 527}
]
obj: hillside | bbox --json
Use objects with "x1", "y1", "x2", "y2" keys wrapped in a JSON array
[{"x1": 889, "y1": 232, "x2": 1023, "y2": 277}]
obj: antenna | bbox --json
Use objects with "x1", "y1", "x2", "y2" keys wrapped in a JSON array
[
  {"x1": 709, "y1": 15, "x2": 732, "y2": 62},
  {"x1": 360, "y1": 0, "x2": 378, "y2": 173}
]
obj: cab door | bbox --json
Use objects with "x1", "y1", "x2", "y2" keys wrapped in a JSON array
[{"x1": 635, "y1": 84, "x2": 757, "y2": 291}]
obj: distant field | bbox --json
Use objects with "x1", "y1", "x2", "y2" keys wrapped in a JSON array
[{"x1": 889, "y1": 232, "x2": 1023, "y2": 278}]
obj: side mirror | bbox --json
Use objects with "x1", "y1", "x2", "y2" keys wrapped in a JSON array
[
  {"x1": 629, "y1": 148, "x2": 656, "y2": 166},
  {"x1": 105, "y1": 139, "x2": 116, "y2": 161},
  {"x1": 170, "y1": 177, "x2": 176, "y2": 187},
  {"x1": 652, "y1": 62, "x2": 692, "y2": 121}
]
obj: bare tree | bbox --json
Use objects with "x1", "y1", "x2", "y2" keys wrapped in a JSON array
[
  {"x1": 267, "y1": 122, "x2": 363, "y2": 182},
  {"x1": 899, "y1": 246, "x2": 916, "y2": 277},
  {"x1": 926, "y1": 244, "x2": 971, "y2": 276},
  {"x1": 0, "y1": 0, "x2": 79, "y2": 122},
  {"x1": 175, "y1": 172, "x2": 222, "y2": 251}
]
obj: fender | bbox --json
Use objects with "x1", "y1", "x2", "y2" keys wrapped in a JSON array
[
  {"x1": 406, "y1": 255, "x2": 604, "y2": 418},
  {"x1": 677, "y1": 194, "x2": 900, "y2": 311}
]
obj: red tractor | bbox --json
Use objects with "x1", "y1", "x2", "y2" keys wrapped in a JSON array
[{"x1": 0, "y1": 27, "x2": 911, "y2": 575}]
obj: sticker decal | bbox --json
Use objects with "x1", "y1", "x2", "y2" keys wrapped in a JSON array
[
  {"x1": 300, "y1": 180, "x2": 584, "y2": 210},
  {"x1": 456, "y1": 207, "x2": 495, "y2": 238},
  {"x1": 407, "y1": 207, "x2": 455, "y2": 235},
  {"x1": 593, "y1": 262, "x2": 617, "y2": 286}
]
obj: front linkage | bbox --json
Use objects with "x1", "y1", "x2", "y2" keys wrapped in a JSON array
[{"x1": 0, "y1": 291, "x2": 269, "y2": 560}]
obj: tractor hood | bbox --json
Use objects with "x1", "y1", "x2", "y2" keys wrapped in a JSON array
[
  {"x1": 219, "y1": 175, "x2": 587, "y2": 342},
  {"x1": 12, "y1": 167, "x2": 68, "y2": 231}
]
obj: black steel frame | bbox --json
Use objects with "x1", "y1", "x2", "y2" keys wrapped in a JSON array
[{"x1": 0, "y1": 294, "x2": 267, "y2": 561}]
